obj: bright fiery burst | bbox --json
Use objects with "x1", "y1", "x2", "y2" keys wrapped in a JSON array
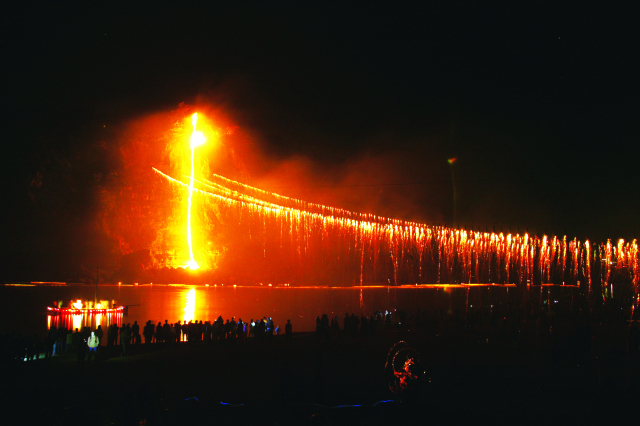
[{"x1": 186, "y1": 113, "x2": 206, "y2": 270}]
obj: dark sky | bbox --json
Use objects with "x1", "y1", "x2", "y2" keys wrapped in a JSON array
[{"x1": 2, "y1": 2, "x2": 639, "y2": 280}]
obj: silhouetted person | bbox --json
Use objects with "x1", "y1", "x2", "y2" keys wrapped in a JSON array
[
  {"x1": 331, "y1": 316, "x2": 340, "y2": 333},
  {"x1": 72, "y1": 328, "x2": 81, "y2": 350},
  {"x1": 77, "y1": 335, "x2": 87, "y2": 367},
  {"x1": 181, "y1": 321, "x2": 188, "y2": 342},
  {"x1": 66, "y1": 329, "x2": 74, "y2": 352},
  {"x1": 197, "y1": 320, "x2": 204, "y2": 341},
  {"x1": 49, "y1": 328, "x2": 58, "y2": 356},
  {"x1": 132, "y1": 321, "x2": 140, "y2": 345},
  {"x1": 350, "y1": 313, "x2": 359, "y2": 336},
  {"x1": 188, "y1": 320, "x2": 196, "y2": 342},
  {"x1": 112, "y1": 323, "x2": 120, "y2": 345},
  {"x1": 95, "y1": 325, "x2": 103, "y2": 346},
  {"x1": 266, "y1": 318, "x2": 274, "y2": 338},
  {"x1": 249, "y1": 319, "x2": 255, "y2": 338},
  {"x1": 321, "y1": 314, "x2": 329, "y2": 340},
  {"x1": 44, "y1": 331, "x2": 54, "y2": 359},
  {"x1": 163, "y1": 320, "x2": 171, "y2": 344},
  {"x1": 143, "y1": 321, "x2": 153, "y2": 344},
  {"x1": 120, "y1": 326, "x2": 130, "y2": 356},
  {"x1": 175, "y1": 321, "x2": 182, "y2": 343},
  {"x1": 285, "y1": 320, "x2": 292, "y2": 341},
  {"x1": 360, "y1": 315, "x2": 368, "y2": 335},
  {"x1": 257, "y1": 319, "x2": 266, "y2": 340},
  {"x1": 315, "y1": 316, "x2": 321, "y2": 338}
]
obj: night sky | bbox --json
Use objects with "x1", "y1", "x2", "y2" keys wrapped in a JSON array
[{"x1": 2, "y1": 3, "x2": 638, "y2": 281}]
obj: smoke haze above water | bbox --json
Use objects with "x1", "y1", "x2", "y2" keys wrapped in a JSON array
[{"x1": 2, "y1": 3, "x2": 638, "y2": 281}]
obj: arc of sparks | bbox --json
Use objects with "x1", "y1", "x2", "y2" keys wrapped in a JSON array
[{"x1": 186, "y1": 113, "x2": 206, "y2": 269}]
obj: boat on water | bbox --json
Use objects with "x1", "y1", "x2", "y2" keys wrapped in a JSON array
[
  {"x1": 47, "y1": 305, "x2": 126, "y2": 315},
  {"x1": 47, "y1": 299, "x2": 128, "y2": 315}
]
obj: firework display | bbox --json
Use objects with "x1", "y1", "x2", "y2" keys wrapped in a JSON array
[
  {"x1": 152, "y1": 164, "x2": 638, "y2": 309},
  {"x1": 142, "y1": 112, "x2": 638, "y2": 315}
]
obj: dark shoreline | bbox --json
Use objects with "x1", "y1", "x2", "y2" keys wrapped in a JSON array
[{"x1": 3, "y1": 319, "x2": 639, "y2": 426}]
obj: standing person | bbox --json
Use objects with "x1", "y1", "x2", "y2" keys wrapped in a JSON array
[
  {"x1": 112, "y1": 322, "x2": 120, "y2": 345},
  {"x1": 230, "y1": 318, "x2": 237, "y2": 340},
  {"x1": 66, "y1": 329, "x2": 74, "y2": 352},
  {"x1": 87, "y1": 331, "x2": 100, "y2": 362},
  {"x1": 181, "y1": 321, "x2": 188, "y2": 343},
  {"x1": 285, "y1": 320, "x2": 293, "y2": 341},
  {"x1": 155, "y1": 322, "x2": 163, "y2": 344},
  {"x1": 56, "y1": 327, "x2": 66, "y2": 355},
  {"x1": 132, "y1": 321, "x2": 140, "y2": 345},
  {"x1": 72, "y1": 328, "x2": 81, "y2": 351},
  {"x1": 50, "y1": 328, "x2": 58, "y2": 356},
  {"x1": 120, "y1": 326, "x2": 130, "y2": 356},
  {"x1": 95, "y1": 325, "x2": 103, "y2": 347},
  {"x1": 175, "y1": 321, "x2": 182, "y2": 343},
  {"x1": 163, "y1": 320, "x2": 171, "y2": 345},
  {"x1": 77, "y1": 334, "x2": 87, "y2": 367},
  {"x1": 44, "y1": 330, "x2": 54, "y2": 359},
  {"x1": 143, "y1": 321, "x2": 153, "y2": 344},
  {"x1": 267, "y1": 318, "x2": 274, "y2": 339}
]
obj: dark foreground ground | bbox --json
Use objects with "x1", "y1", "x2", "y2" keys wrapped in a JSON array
[{"x1": 3, "y1": 321, "x2": 639, "y2": 426}]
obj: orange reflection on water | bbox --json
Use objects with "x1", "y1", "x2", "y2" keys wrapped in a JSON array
[
  {"x1": 72, "y1": 314, "x2": 82, "y2": 331},
  {"x1": 184, "y1": 288, "x2": 196, "y2": 324},
  {"x1": 47, "y1": 310, "x2": 123, "y2": 343}
]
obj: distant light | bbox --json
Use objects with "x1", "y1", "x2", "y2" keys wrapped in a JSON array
[{"x1": 448, "y1": 158, "x2": 457, "y2": 164}]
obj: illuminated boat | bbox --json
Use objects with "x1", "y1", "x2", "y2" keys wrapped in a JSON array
[
  {"x1": 46, "y1": 306, "x2": 125, "y2": 315},
  {"x1": 46, "y1": 299, "x2": 126, "y2": 315}
]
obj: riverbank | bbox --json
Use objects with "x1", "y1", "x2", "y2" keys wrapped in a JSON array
[{"x1": 3, "y1": 323, "x2": 638, "y2": 425}]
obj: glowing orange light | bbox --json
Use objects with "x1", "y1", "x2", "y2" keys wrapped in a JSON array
[
  {"x1": 184, "y1": 288, "x2": 196, "y2": 323},
  {"x1": 186, "y1": 112, "x2": 206, "y2": 270},
  {"x1": 73, "y1": 299, "x2": 83, "y2": 309}
]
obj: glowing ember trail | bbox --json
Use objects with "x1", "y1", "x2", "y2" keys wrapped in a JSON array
[{"x1": 186, "y1": 113, "x2": 206, "y2": 269}]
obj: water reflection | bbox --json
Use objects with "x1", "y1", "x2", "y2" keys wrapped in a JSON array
[
  {"x1": 16, "y1": 283, "x2": 584, "y2": 336},
  {"x1": 47, "y1": 310, "x2": 123, "y2": 341},
  {"x1": 184, "y1": 288, "x2": 196, "y2": 323}
]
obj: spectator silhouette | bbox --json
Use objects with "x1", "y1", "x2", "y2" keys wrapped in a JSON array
[{"x1": 285, "y1": 320, "x2": 292, "y2": 341}]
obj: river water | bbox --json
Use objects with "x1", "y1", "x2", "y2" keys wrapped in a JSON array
[{"x1": 0, "y1": 283, "x2": 523, "y2": 339}]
